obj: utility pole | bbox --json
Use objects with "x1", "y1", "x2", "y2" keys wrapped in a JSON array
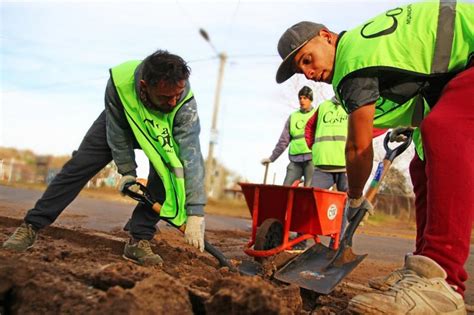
[{"x1": 199, "y1": 28, "x2": 227, "y2": 197}]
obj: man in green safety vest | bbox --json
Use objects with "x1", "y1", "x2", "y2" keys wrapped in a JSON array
[
  {"x1": 275, "y1": 1, "x2": 473, "y2": 313},
  {"x1": 261, "y1": 86, "x2": 316, "y2": 187},
  {"x1": 3, "y1": 50, "x2": 207, "y2": 266},
  {"x1": 305, "y1": 96, "x2": 348, "y2": 191}
]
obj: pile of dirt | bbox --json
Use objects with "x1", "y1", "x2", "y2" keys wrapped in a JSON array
[{"x1": 0, "y1": 218, "x2": 368, "y2": 314}]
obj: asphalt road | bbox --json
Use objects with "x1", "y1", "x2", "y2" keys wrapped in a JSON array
[{"x1": 1, "y1": 184, "x2": 472, "y2": 304}]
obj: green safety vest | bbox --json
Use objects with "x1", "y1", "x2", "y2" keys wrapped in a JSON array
[
  {"x1": 289, "y1": 108, "x2": 316, "y2": 155},
  {"x1": 312, "y1": 100, "x2": 348, "y2": 167},
  {"x1": 110, "y1": 60, "x2": 194, "y2": 226},
  {"x1": 332, "y1": 1, "x2": 473, "y2": 159}
]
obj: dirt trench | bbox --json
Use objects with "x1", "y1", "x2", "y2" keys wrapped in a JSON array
[{"x1": 0, "y1": 217, "x2": 369, "y2": 314}]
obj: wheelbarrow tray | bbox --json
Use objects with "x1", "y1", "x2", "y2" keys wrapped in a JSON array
[{"x1": 240, "y1": 183, "x2": 346, "y2": 242}]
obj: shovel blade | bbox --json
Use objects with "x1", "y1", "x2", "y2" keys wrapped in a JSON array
[
  {"x1": 274, "y1": 243, "x2": 367, "y2": 294},
  {"x1": 238, "y1": 260, "x2": 263, "y2": 276}
]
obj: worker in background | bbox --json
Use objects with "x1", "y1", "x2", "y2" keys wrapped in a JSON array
[
  {"x1": 305, "y1": 96, "x2": 348, "y2": 192},
  {"x1": 261, "y1": 86, "x2": 316, "y2": 187}
]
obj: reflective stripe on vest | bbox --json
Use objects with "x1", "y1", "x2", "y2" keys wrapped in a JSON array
[
  {"x1": 332, "y1": 1, "x2": 473, "y2": 160},
  {"x1": 110, "y1": 60, "x2": 193, "y2": 226},
  {"x1": 312, "y1": 100, "x2": 348, "y2": 167},
  {"x1": 289, "y1": 108, "x2": 316, "y2": 155}
]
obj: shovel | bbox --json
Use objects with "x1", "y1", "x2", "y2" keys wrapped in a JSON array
[
  {"x1": 274, "y1": 129, "x2": 413, "y2": 294},
  {"x1": 122, "y1": 182, "x2": 237, "y2": 271}
]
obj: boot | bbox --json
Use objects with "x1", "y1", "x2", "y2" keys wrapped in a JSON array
[
  {"x1": 123, "y1": 238, "x2": 163, "y2": 266},
  {"x1": 2, "y1": 222, "x2": 37, "y2": 251}
]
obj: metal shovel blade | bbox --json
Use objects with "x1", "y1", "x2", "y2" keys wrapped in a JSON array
[
  {"x1": 238, "y1": 260, "x2": 263, "y2": 276},
  {"x1": 274, "y1": 243, "x2": 366, "y2": 294}
]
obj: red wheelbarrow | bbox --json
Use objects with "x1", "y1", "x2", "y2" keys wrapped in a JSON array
[{"x1": 239, "y1": 183, "x2": 347, "y2": 258}]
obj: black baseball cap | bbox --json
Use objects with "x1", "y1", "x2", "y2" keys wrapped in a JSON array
[{"x1": 276, "y1": 21, "x2": 326, "y2": 83}]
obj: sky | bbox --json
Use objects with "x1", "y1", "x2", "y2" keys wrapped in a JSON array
[{"x1": 0, "y1": 0, "x2": 415, "y2": 185}]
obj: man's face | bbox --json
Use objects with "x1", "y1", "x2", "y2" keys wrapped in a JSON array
[
  {"x1": 140, "y1": 79, "x2": 186, "y2": 113},
  {"x1": 299, "y1": 95, "x2": 312, "y2": 110},
  {"x1": 293, "y1": 30, "x2": 336, "y2": 84}
]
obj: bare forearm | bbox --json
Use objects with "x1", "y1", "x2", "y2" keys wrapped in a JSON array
[
  {"x1": 345, "y1": 103, "x2": 376, "y2": 198},
  {"x1": 346, "y1": 140, "x2": 373, "y2": 198}
]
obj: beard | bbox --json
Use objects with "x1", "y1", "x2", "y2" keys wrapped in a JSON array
[{"x1": 143, "y1": 101, "x2": 174, "y2": 113}]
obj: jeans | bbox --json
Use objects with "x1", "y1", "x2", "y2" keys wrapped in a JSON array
[
  {"x1": 311, "y1": 168, "x2": 348, "y2": 192},
  {"x1": 283, "y1": 160, "x2": 314, "y2": 187}
]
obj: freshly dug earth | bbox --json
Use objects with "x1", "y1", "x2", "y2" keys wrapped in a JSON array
[{"x1": 0, "y1": 217, "x2": 392, "y2": 314}]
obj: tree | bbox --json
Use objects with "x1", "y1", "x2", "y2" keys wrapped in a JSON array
[{"x1": 379, "y1": 166, "x2": 412, "y2": 195}]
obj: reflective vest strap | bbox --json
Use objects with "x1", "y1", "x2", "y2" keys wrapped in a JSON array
[
  {"x1": 432, "y1": 1, "x2": 456, "y2": 73},
  {"x1": 291, "y1": 134, "x2": 305, "y2": 140},
  {"x1": 315, "y1": 135, "x2": 347, "y2": 142}
]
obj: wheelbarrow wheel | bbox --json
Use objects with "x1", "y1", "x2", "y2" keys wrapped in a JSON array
[{"x1": 254, "y1": 219, "x2": 283, "y2": 262}]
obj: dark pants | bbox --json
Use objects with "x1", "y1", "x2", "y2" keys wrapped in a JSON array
[
  {"x1": 310, "y1": 168, "x2": 348, "y2": 192},
  {"x1": 24, "y1": 111, "x2": 163, "y2": 241}
]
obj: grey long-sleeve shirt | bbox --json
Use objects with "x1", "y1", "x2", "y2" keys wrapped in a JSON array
[{"x1": 104, "y1": 63, "x2": 206, "y2": 216}]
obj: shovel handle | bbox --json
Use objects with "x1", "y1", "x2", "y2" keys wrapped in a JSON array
[
  {"x1": 366, "y1": 130, "x2": 413, "y2": 203},
  {"x1": 383, "y1": 129, "x2": 413, "y2": 163}
]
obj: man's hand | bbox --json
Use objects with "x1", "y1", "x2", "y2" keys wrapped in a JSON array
[
  {"x1": 390, "y1": 127, "x2": 415, "y2": 142},
  {"x1": 185, "y1": 215, "x2": 205, "y2": 252},
  {"x1": 347, "y1": 196, "x2": 374, "y2": 222},
  {"x1": 118, "y1": 175, "x2": 139, "y2": 195},
  {"x1": 261, "y1": 158, "x2": 272, "y2": 165}
]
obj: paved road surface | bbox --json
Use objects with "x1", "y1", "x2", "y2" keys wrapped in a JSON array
[{"x1": 1, "y1": 185, "x2": 472, "y2": 304}]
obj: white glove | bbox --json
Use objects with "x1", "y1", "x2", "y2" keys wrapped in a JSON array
[
  {"x1": 347, "y1": 196, "x2": 374, "y2": 222},
  {"x1": 261, "y1": 158, "x2": 272, "y2": 165},
  {"x1": 185, "y1": 216, "x2": 205, "y2": 252},
  {"x1": 390, "y1": 127, "x2": 415, "y2": 142},
  {"x1": 118, "y1": 175, "x2": 139, "y2": 195}
]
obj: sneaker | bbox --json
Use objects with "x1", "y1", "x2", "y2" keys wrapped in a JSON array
[
  {"x1": 368, "y1": 254, "x2": 413, "y2": 291},
  {"x1": 349, "y1": 255, "x2": 466, "y2": 314},
  {"x1": 2, "y1": 222, "x2": 37, "y2": 252},
  {"x1": 123, "y1": 239, "x2": 163, "y2": 266}
]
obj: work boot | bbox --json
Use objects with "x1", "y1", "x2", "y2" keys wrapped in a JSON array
[
  {"x1": 368, "y1": 254, "x2": 413, "y2": 291},
  {"x1": 123, "y1": 239, "x2": 163, "y2": 266},
  {"x1": 348, "y1": 255, "x2": 466, "y2": 315},
  {"x1": 2, "y1": 222, "x2": 38, "y2": 252}
]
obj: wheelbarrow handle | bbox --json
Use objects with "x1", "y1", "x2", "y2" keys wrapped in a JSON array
[
  {"x1": 263, "y1": 163, "x2": 269, "y2": 184},
  {"x1": 383, "y1": 129, "x2": 414, "y2": 162},
  {"x1": 121, "y1": 182, "x2": 235, "y2": 271}
]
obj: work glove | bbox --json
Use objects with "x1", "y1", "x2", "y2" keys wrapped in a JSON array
[
  {"x1": 346, "y1": 196, "x2": 374, "y2": 223},
  {"x1": 390, "y1": 127, "x2": 415, "y2": 142},
  {"x1": 118, "y1": 175, "x2": 139, "y2": 195},
  {"x1": 185, "y1": 215, "x2": 205, "y2": 252},
  {"x1": 261, "y1": 158, "x2": 272, "y2": 165}
]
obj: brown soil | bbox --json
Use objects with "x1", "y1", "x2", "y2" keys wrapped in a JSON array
[{"x1": 0, "y1": 216, "x2": 396, "y2": 315}]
